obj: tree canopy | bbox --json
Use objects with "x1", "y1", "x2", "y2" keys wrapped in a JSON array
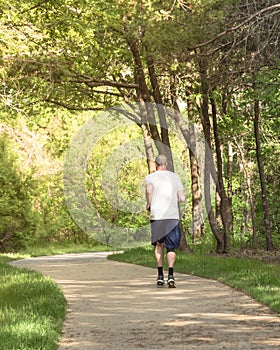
[{"x1": 0, "y1": 0, "x2": 279, "y2": 252}]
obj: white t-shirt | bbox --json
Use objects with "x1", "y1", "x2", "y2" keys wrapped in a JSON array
[{"x1": 145, "y1": 170, "x2": 184, "y2": 220}]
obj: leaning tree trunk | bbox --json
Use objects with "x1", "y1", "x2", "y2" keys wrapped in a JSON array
[
  {"x1": 140, "y1": 119, "x2": 156, "y2": 174},
  {"x1": 189, "y1": 125, "x2": 205, "y2": 243},
  {"x1": 199, "y1": 61, "x2": 225, "y2": 253},
  {"x1": 147, "y1": 54, "x2": 174, "y2": 171},
  {"x1": 127, "y1": 36, "x2": 175, "y2": 171},
  {"x1": 170, "y1": 73, "x2": 204, "y2": 242},
  {"x1": 253, "y1": 96, "x2": 273, "y2": 251},
  {"x1": 186, "y1": 98, "x2": 205, "y2": 242},
  {"x1": 127, "y1": 39, "x2": 191, "y2": 251}
]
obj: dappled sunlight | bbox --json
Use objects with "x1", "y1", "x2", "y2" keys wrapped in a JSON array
[
  {"x1": 257, "y1": 339, "x2": 280, "y2": 346},
  {"x1": 175, "y1": 312, "x2": 280, "y2": 322},
  {"x1": 12, "y1": 254, "x2": 280, "y2": 350}
]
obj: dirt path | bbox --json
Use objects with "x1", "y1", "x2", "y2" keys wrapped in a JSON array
[{"x1": 11, "y1": 252, "x2": 280, "y2": 350}]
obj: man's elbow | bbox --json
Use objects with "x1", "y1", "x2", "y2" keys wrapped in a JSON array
[{"x1": 178, "y1": 191, "x2": 185, "y2": 202}]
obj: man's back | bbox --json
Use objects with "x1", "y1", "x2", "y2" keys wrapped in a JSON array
[{"x1": 145, "y1": 170, "x2": 183, "y2": 220}]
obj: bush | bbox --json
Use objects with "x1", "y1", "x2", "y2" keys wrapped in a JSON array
[{"x1": 0, "y1": 136, "x2": 37, "y2": 252}]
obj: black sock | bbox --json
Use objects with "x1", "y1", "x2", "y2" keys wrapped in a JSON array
[
  {"x1": 157, "y1": 267, "x2": 163, "y2": 276},
  {"x1": 168, "y1": 267, "x2": 174, "y2": 276}
]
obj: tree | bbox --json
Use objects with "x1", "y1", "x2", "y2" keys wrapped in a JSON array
[
  {"x1": 173, "y1": 0, "x2": 280, "y2": 251},
  {"x1": 1, "y1": 0, "x2": 279, "y2": 252}
]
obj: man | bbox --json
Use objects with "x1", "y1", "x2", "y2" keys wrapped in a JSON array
[{"x1": 145, "y1": 154, "x2": 185, "y2": 288}]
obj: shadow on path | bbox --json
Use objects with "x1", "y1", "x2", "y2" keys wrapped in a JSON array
[{"x1": 11, "y1": 253, "x2": 280, "y2": 350}]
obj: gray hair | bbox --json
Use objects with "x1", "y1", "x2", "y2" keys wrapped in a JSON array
[{"x1": 155, "y1": 155, "x2": 167, "y2": 166}]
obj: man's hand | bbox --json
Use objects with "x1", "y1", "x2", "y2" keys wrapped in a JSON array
[
  {"x1": 145, "y1": 183, "x2": 153, "y2": 212},
  {"x1": 177, "y1": 189, "x2": 185, "y2": 203}
]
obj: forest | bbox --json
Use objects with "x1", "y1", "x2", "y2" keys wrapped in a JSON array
[{"x1": 0, "y1": 0, "x2": 279, "y2": 254}]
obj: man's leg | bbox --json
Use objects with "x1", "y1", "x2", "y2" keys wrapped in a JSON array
[
  {"x1": 166, "y1": 249, "x2": 176, "y2": 269},
  {"x1": 166, "y1": 248, "x2": 176, "y2": 287},
  {"x1": 165, "y1": 223, "x2": 181, "y2": 287},
  {"x1": 154, "y1": 241, "x2": 164, "y2": 266},
  {"x1": 154, "y1": 242, "x2": 164, "y2": 285}
]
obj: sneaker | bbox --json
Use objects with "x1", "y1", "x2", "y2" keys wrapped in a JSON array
[
  {"x1": 167, "y1": 275, "x2": 176, "y2": 288},
  {"x1": 157, "y1": 275, "x2": 164, "y2": 286}
]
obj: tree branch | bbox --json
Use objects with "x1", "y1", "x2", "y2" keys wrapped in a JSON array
[
  {"x1": 74, "y1": 75, "x2": 139, "y2": 89},
  {"x1": 187, "y1": 4, "x2": 280, "y2": 51},
  {"x1": 20, "y1": 0, "x2": 50, "y2": 14},
  {"x1": 44, "y1": 99, "x2": 104, "y2": 111}
]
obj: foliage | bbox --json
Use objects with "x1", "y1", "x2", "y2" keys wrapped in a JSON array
[
  {"x1": 0, "y1": 136, "x2": 37, "y2": 251},
  {"x1": 0, "y1": 0, "x2": 279, "y2": 252},
  {"x1": 255, "y1": 67, "x2": 280, "y2": 238},
  {"x1": 0, "y1": 104, "x2": 94, "y2": 250}
]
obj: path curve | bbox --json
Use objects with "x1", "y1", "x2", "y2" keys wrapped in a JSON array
[{"x1": 11, "y1": 252, "x2": 280, "y2": 350}]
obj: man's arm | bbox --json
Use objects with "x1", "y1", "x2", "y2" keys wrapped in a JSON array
[
  {"x1": 145, "y1": 182, "x2": 153, "y2": 211},
  {"x1": 177, "y1": 189, "x2": 185, "y2": 203}
]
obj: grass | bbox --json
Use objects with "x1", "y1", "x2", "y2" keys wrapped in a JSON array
[
  {"x1": 0, "y1": 259, "x2": 66, "y2": 350},
  {"x1": 108, "y1": 245, "x2": 280, "y2": 316},
  {"x1": 15, "y1": 241, "x2": 115, "y2": 257}
]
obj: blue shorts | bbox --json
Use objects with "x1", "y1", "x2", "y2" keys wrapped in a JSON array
[{"x1": 151, "y1": 220, "x2": 181, "y2": 249}]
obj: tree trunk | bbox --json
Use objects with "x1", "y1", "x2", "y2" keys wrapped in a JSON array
[
  {"x1": 140, "y1": 121, "x2": 156, "y2": 173},
  {"x1": 187, "y1": 117, "x2": 205, "y2": 243},
  {"x1": 215, "y1": 190, "x2": 222, "y2": 228},
  {"x1": 178, "y1": 221, "x2": 193, "y2": 253},
  {"x1": 234, "y1": 138, "x2": 257, "y2": 247},
  {"x1": 253, "y1": 97, "x2": 274, "y2": 250},
  {"x1": 199, "y1": 61, "x2": 225, "y2": 253},
  {"x1": 127, "y1": 38, "x2": 191, "y2": 250},
  {"x1": 169, "y1": 74, "x2": 204, "y2": 242},
  {"x1": 126, "y1": 36, "x2": 174, "y2": 171},
  {"x1": 211, "y1": 97, "x2": 233, "y2": 251},
  {"x1": 147, "y1": 54, "x2": 174, "y2": 171},
  {"x1": 227, "y1": 141, "x2": 233, "y2": 224}
]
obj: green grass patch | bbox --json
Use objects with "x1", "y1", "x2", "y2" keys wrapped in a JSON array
[
  {"x1": 0, "y1": 242, "x2": 116, "y2": 349},
  {"x1": 16, "y1": 241, "x2": 115, "y2": 257},
  {"x1": 0, "y1": 258, "x2": 66, "y2": 350},
  {"x1": 108, "y1": 246, "x2": 280, "y2": 316}
]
